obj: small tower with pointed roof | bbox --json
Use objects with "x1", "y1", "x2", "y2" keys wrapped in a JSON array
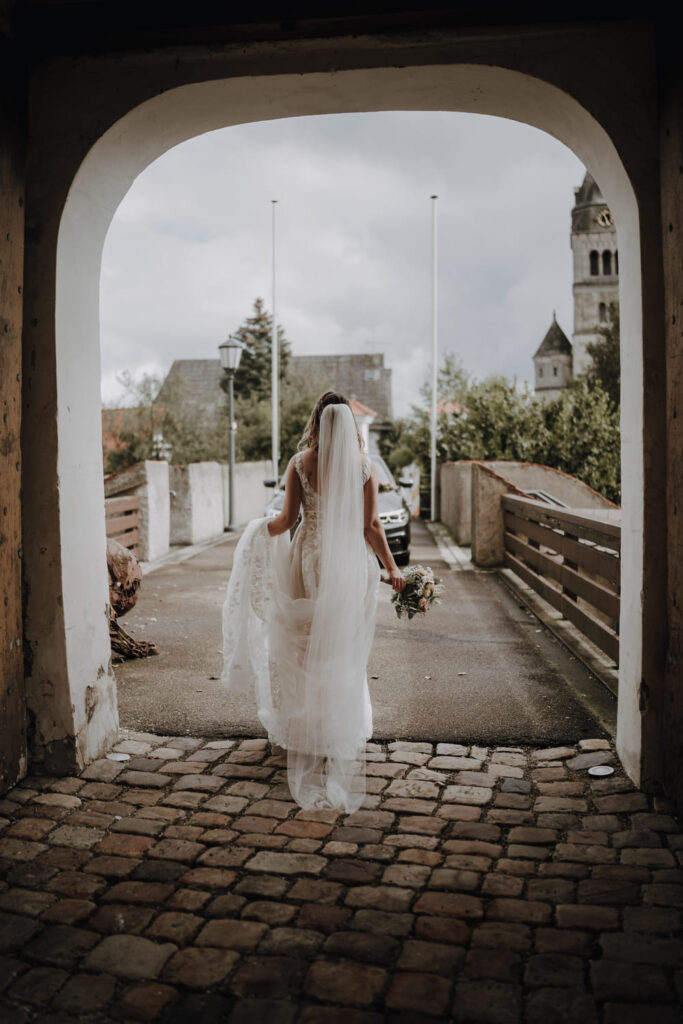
[{"x1": 533, "y1": 312, "x2": 573, "y2": 399}]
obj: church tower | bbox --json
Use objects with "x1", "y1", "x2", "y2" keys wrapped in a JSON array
[
  {"x1": 533, "y1": 313, "x2": 573, "y2": 399},
  {"x1": 570, "y1": 171, "x2": 619, "y2": 374}
]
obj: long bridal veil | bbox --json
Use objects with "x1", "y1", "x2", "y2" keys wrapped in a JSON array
[{"x1": 221, "y1": 403, "x2": 379, "y2": 812}]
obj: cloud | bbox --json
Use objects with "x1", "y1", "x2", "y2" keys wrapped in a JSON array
[{"x1": 100, "y1": 111, "x2": 585, "y2": 416}]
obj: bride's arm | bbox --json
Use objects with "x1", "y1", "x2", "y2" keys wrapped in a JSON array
[
  {"x1": 267, "y1": 458, "x2": 302, "y2": 537},
  {"x1": 363, "y1": 463, "x2": 406, "y2": 592}
]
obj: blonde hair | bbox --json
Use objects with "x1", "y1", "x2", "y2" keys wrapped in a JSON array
[{"x1": 298, "y1": 390, "x2": 362, "y2": 451}]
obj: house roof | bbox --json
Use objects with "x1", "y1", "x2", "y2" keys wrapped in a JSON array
[
  {"x1": 290, "y1": 353, "x2": 392, "y2": 420},
  {"x1": 157, "y1": 353, "x2": 393, "y2": 425},
  {"x1": 350, "y1": 398, "x2": 378, "y2": 419},
  {"x1": 533, "y1": 314, "x2": 572, "y2": 358},
  {"x1": 436, "y1": 399, "x2": 467, "y2": 416}
]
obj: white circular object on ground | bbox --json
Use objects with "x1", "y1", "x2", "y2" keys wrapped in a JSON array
[
  {"x1": 106, "y1": 752, "x2": 130, "y2": 761},
  {"x1": 587, "y1": 765, "x2": 614, "y2": 777}
]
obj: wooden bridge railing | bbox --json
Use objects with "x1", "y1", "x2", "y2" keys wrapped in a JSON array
[
  {"x1": 502, "y1": 494, "x2": 620, "y2": 664},
  {"x1": 105, "y1": 495, "x2": 139, "y2": 555}
]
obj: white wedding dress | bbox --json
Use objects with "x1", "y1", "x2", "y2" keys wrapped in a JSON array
[{"x1": 222, "y1": 405, "x2": 380, "y2": 812}]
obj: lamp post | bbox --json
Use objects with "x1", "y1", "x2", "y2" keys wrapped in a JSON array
[{"x1": 218, "y1": 335, "x2": 244, "y2": 531}]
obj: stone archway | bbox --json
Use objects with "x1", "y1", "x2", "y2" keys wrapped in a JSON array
[{"x1": 24, "y1": 60, "x2": 658, "y2": 790}]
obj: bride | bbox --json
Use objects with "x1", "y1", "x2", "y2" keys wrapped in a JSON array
[{"x1": 222, "y1": 390, "x2": 406, "y2": 813}]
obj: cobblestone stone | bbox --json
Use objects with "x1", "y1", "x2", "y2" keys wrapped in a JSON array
[
  {"x1": 163, "y1": 946, "x2": 238, "y2": 987},
  {"x1": 304, "y1": 961, "x2": 387, "y2": 1005},
  {"x1": 84, "y1": 934, "x2": 177, "y2": 979}
]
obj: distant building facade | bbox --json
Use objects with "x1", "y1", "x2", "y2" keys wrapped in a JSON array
[
  {"x1": 533, "y1": 171, "x2": 619, "y2": 397},
  {"x1": 290, "y1": 353, "x2": 392, "y2": 422},
  {"x1": 158, "y1": 352, "x2": 392, "y2": 447}
]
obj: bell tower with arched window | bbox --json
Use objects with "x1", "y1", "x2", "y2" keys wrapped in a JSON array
[{"x1": 570, "y1": 171, "x2": 619, "y2": 373}]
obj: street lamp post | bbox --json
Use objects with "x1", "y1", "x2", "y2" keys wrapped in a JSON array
[{"x1": 218, "y1": 335, "x2": 244, "y2": 531}]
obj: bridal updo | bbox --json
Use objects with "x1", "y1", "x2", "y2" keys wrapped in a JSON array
[{"x1": 298, "y1": 390, "x2": 363, "y2": 451}]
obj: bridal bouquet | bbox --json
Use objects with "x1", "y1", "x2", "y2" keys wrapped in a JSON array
[{"x1": 391, "y1": 564, "x2": 443, "y2": 620}]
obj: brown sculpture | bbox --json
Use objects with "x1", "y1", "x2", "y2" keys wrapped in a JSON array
[{"x1": 107, "y1": 538, "x2": 158, "y2": 661}]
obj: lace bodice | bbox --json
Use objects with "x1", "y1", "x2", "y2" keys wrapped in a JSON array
[{"x1": 294, "y1": 450, "x2": 370, "y2": 521}]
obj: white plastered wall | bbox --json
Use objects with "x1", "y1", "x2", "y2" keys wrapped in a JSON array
[{"x1": 55, "y1": 64, "x2": 643, "y2": 778}]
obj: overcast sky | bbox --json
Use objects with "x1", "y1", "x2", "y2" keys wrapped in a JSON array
[{"x1": 100, "y1": 111, "x2": 585, "y2": 417}]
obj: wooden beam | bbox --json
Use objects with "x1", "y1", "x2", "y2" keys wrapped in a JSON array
[
  {"x1": 504, "y1": 551, "x2": 619, "y2": 664},
  {"x1": 502, "y1": 494, "x2": 621, "y2": 551},
  {"x1": 503, "y1": 510, "x2": 620, "y2": 587},
  {"x1": 0, "y1": 45, "x2": 27, "y2": 795},
  {"x1": 105, "y1": 495, "x2": 139, "y2": 515},
  {"x1": 505, "y1": 530, "x2": 620, "y2": 621},
  {"x1": 105, "y1": 513, "x2": 139, "y2": 536}
]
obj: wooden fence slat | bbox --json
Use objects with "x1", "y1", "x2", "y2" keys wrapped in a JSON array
[
  {"x1": 105, "y1": 513, "x2": 139, "y2": 536},
  {"x1": 503, "y1": 510, "x2": 620, "y2": 586},
  {"x1": 108, "y1": 528, "x2": 139, "y2": 550},
  {"x1": 505, "y1": 530, "x2": 620, "y2": 620},
  {"x1": 105, "y1": 495, "x2": 139, "y2": 558},
  {"x1": 105, "y1": 495, "x2": 139, "y2": 515},
  {"x1": 504, "y1": 551, "x2": 620, "y2": 663},
  {"x1": 502, "y1": 494, "x2": 621, "y2": 551}
]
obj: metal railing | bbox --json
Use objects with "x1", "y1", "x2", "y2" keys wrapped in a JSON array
[
  {"x1": 502, "y1": 494, "x2": 620, "y2": 664},
  {"x1": 105, "y1": 495, "x2": 140, "y2": 555}
]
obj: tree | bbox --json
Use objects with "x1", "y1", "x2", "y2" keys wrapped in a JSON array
[
  {"x1": 221, "y1": 297, "x2": 291, "y2": 402},
  {"x1": 583, "y1": 303, "x2": 620, "y2": 407},
  {"x1": 537, "y1": 379, "x2": 620, "y2": 502},
  {"x1": 380, "y1": 352, "x2": 621, "y2": 505},
  {"x1": 103, "y1": 371, "x2": 227, "y2": 474},
  {"x1": 380, "y1": 351, "x2": 473, "y2": 476},
  {"x1": 233, "y1": 370, "x2": 327, "y2": 473},
  {"x1": 418, "y1": 350, "x2": 471, "y2": 408},
  {"x1": 438, "y1": 376, "x2": 545, "y2": 464},
  {"x1": 102, "y1": 372, "x2": 167, "y2": 474}
]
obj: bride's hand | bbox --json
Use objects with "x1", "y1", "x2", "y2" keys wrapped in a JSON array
[{"x1": 389, "y1": 568, "x2": 406, "y2": 593}]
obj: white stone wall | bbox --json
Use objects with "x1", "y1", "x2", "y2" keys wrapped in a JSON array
[
  {"x1": 441, "y1": 460, "x2": 617, "y2": 551},
  {"x1": 170, "y1": 462, "x2": 224, "y2": 545},
  {"x1": 401, "y1": 463, "x2": 421, "y2": 517},
  {"x1": 222, "y1": 460, "x2": 274, "y2": 528},
  {"x1": 139, "y1": 462, "x2": 170, "y2": 562}
]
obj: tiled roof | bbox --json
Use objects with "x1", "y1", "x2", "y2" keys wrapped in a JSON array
[
  {"x1": 534, "y1": 315, "x2": 572, "y2": 357},
  {"x1": 157, "y1": 354, "x2": 393, "y2": 425},
  {"x1": 350, "y1": 398, "x2": 378, "y2": 419},
  {"x1": 290, "y1": 353, "x2": 392, "y2": 420}
]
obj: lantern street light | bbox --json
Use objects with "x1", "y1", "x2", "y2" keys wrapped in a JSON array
[{"x1": 218, "y1": 334, "x2": 245, "y2": 531}]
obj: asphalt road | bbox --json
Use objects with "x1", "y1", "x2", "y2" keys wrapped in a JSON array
[{"x1": 115, "y1": 521, "x2": 615, "y2": 744}]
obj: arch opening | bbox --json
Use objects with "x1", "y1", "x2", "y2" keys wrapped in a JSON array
[{"x1": 51, "y1": 63, "x2": 644, "y2": 782}]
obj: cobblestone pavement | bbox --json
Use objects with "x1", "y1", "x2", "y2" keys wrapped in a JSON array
[{"x1": 1, "y1": 733, "x2": 682, "y2": 1024}]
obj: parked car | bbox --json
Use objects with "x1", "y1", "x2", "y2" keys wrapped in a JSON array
[{"x1": 264, "y1": 455, "x2": 412, "y2": 565}]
